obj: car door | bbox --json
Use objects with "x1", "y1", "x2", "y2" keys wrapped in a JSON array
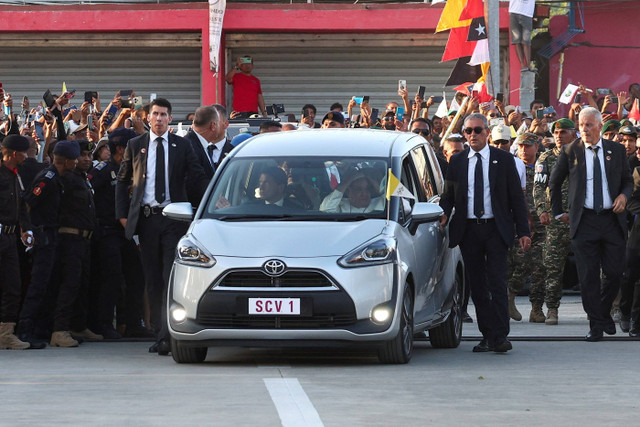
[{"x1": 397, "y1": 151, "x2": 437, "y2": 324}]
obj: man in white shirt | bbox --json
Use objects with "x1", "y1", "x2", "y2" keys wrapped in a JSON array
[{"x1": 509, "y1": 0, "x2": 536, "y2": 71}]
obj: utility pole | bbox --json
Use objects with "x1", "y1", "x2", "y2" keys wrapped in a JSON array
[{"x1": 486, "y1": 0, "x2": 500, "y2": 96}]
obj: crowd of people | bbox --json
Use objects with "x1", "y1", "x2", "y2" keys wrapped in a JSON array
[{"x1": 1, "y1": 79, "x2": 640, "y2": 354}]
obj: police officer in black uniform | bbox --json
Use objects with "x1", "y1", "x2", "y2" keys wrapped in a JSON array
[
  {"x1": 89, "y1": 128, "x2": 150, "y2": 339},
  {"x1": 48, "y1": 140, "x2": 98, "y2": 347},
  {"x1": 0, "y1": 135, "x2": 33, "y2": 350},
  {"x1": 17, "y1": 140, "x2": 79, "y2": 348}
]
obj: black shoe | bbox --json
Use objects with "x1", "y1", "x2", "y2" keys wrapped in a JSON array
[
  {"x1": 124, "y1": 325, "x2": 155, "y2": 338},
  {"x1": 462, "y1": 312, "x2": 473, "y2": 323},
  {"x1": 148, "y1": 342, "x2": 159, "y2": 353},
  {"x1": 629, "y1": 328, "x2": 640, "y2": 338},
  {"x1": 157, "y1": 339, "x2": 171, "y2": 356},
  {"x1": 494, "y1": 339, "x2": 513, "y2": 353},
  {"x1": 19, "y1": 334, "x2": 47, "y2": 350},
  {"x1": 100, "y1": 326, "x2": 122, "y2": 340},
  {"x1": 604, "y1": 324, "x2": 616, "y2": 335},
  {"x1": 620, "y1": 317, "x2": 630, "y2": 333},
  {"x1": 586, "y1": 329, "x2": 604, "y2": 342},
  {"x1": 472, "y1": 339, "x2": 494, "y2": 352}
]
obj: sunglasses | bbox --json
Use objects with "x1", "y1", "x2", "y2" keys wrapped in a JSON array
[
  {"x1": 463, "y1": 126, "x2": 485, "y2": 135},
  {"x1": 494, "y1": 140, "x2": 510, "y2": 145},
  {"x1": 382, "y1": 117, "x2": 394, "y2": 121},
  {"x1": 489, "y1": 113, "x2": 501, "y2": 118},
  {"x1": 412, "y1": 128, "x2": 430, "y2": 135}
]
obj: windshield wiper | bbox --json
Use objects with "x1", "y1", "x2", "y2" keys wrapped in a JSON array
[{"x1": 215, "y1": 214, "x2": 296, "y2": 221}]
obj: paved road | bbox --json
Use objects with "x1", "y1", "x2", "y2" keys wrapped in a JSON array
[{"x1": 1, "y1": 296, "x2": 638, "y2": 426}]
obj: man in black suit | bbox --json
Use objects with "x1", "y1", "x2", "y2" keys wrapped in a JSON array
[
  {"x1": 440, "y1": 113, "x2": 531, "y2": 353},
  {"x1": 184, "y1": 106, "x2": 234, "y2": 181},
  {"x1": 115, "y1": 98, "x2": 208, "y2": 355},
  {"x1": 549, "y1": 107, "x2": 633, "y2": 341}
]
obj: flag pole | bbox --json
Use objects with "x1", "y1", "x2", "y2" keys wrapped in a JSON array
[
  {"x1": 385, "y1": 168, "x2": 391, "y2": 226},
  {"x1": 442, "y1": 96, "x2": 469, "y2": 140}
]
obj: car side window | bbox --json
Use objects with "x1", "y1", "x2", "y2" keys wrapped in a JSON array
[
  {"x1": 424, "y1": 144, "x2": 444, "y2": 195},
  {"x1": 398, "y1": 156, "x2": 420, "y2": 222},
  {"x1": 411, "y1": 145, "x2": 438, "y2": 201}
]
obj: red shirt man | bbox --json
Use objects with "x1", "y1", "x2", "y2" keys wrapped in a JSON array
[{"x1": 225, "y1": 56, "x2": 267, "y2": 118}]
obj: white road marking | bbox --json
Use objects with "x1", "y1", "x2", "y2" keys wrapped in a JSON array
[{"x1": 263, "y1": 378, "x2": 324, "y2": 427}]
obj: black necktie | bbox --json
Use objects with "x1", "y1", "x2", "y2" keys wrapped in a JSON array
[
  {"x1": 590, "y1": 146, "x2": 603, "y2": 213},
  {"x1": 155, "y1": 137, "x2": 165, "y2": 204},
  {"x1": 474, "y1": 153, "x2": 484, "y2": 218},
  {"x1": 207, "y1": 144, "x2": 216, "y2": 164}
]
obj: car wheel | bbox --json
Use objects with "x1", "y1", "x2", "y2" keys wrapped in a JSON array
[
  {"x1": 429, "y1": 271, "x2": 463, "y2": 349},
  {"x1": 171, "y1": 338, "x2": 208, "y2": 363},
  {"x1": 378, "y1": 284, "x2": 413, "y2": 364}
]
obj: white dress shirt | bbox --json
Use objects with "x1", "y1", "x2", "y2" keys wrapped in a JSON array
[
  {"x1": 194, "y1": 131, "x2": 213, "y2": 166},
  {"x1": 584, "y1": 139, "x2": 613, "y2": 210},
  {"x1": 211, "y1": 137, "x2": 227, "y2": 164},
  {"x1": 467, "y1": 143, "x2": 494, "y2": 219},
  {"x1": 143, "y1": 130, "x2": 170, "y2": 207}
]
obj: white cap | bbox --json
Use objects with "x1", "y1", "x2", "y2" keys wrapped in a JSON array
[{"x1": 491, "y1": 124, "x2": 512, "y2": 141}]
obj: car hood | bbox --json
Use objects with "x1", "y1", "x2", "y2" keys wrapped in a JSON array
[{"x1": 190, "y1": 219, "x2": 389, "y2": 258}]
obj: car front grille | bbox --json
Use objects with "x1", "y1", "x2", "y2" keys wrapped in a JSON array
[
  {"x1": 217, "y1": 270, "x2": 333, "y2": 288},
  {"x1": 197, "y1": 313, "x2": 357, "y2": 329}
]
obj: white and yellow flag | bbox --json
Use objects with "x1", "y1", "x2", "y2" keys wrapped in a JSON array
[{"x1": 386, "y1": 169, "x2": 416, "y2": 201}]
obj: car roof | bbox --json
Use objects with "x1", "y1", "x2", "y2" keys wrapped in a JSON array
[{"x1": 232, "y1": 128, "x2": 426, "y2": 159}]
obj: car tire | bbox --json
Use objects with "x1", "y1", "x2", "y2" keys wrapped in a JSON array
[
  {"x1": 429, "y1": 271, "x2": 463, "y2": 349},
  {"x1": 171, "y1": 338, "x2": 208, "y2": 363},
  {"x1": 378, "y1": 285, "x2": 413, "y2": 364}
]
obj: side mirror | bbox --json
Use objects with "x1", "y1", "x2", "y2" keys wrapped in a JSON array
[
  {"x1": 412, "y1": 202, "x2": 444, "y2": 223},
  {"x1": 162, "y1": 202, "x2": 194, "y2": 222}
]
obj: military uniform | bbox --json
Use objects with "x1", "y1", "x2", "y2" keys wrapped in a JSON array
[
  {"x1": 50, "y1": 168, "x2": 96, "y2": 337},
  {"x1": 88, "y1": 159, "x2": 145, "y2": 337},
  {"x1": 0, "y1": 161, "x2": 30, "y2": 325},
  {"x1": 508, "y1": 163, "x2": 546, "y2": 304},
  {"x1": 17, "y1": 165, "x2": 63, "y2": 342},
  {"x1": 533, "y1": 146, "x2": 571, "y2": 311}
]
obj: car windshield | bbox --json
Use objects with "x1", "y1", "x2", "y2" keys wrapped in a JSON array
[{"x1": 203, "y1": 156, "x2": 389, "y2": 220}]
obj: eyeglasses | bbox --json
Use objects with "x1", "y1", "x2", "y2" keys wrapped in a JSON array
[
  {"x1": 494, "y1": 140, "x2": 510, "y2": 145},
  {"x1": 382, "y1": 117, "x2": 394, "y2": 121},
  {"x1": 412, "y1": 128, "x2": 430, "y2": 135},
  {"x1": 489, "y1": 113, "x2": 501, "y2": 118},
  {"x1": 463, "y1": 126, "x2": 485, "y2": 135}
]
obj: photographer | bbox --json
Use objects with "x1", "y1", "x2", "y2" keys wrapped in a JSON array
[{"x1": 225, "y1": 55, "x2": 267, "y2": 118}]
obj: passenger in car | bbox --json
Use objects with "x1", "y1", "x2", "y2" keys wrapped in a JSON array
[
  {"x1": 319, "y1": 170, "x2": 385, "y2": 213},
  {"x1": 254, "y1": 166, "x2": 305, "y2": 209}
]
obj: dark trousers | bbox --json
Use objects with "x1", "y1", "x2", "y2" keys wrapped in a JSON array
[
  {"x1": 19, "y1": 228, "x2": 57, "y2": 324},
  {"x1": 52, "y1": 234, "x2": 91, "y2": 332},
  {"x1": 459, "y1": 221, "x2": 510, "y2": 346},
  {"x1": 621, "y1": 248, "x2": 640, "y2": 319},
  {"x1": 92, "y1": 226, "x2": 145, "y2": 329},
  {"x1": 0, "y1": 233, "x2": 21, "y2": 323},
  {"x1": 137, "y1": 212, "x2": 187, "y2": 343},
  {"x1": 572, "y1": 210, "x2": 626, "y2": 332}
]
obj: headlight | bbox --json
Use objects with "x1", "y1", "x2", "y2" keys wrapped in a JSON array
[
  {"x1": 171, "y1": 304, "x2": 187, "y2": 322},
  {"x1": 176, "y1": 235, "x2": 216, "y2": 267},
  {"x1": 338, "y1": 236, "x2": 397, "y2": 268}
]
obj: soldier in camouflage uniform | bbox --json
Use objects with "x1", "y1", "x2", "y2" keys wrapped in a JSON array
[
  {"x1": 533, "y1": 119, "x2": 575, "y2": 325},
  {"x1": 508, "y1": 133, "x2": 547, "y2": 322}
]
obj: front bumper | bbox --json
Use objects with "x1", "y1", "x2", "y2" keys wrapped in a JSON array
[{"x1": 168, "y1": 255, "x2": 401, "y2": 343}]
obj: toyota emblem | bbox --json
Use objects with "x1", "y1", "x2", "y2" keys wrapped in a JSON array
[{"x1": 263, "y1": 259, "x2": 286, "y2": 277}]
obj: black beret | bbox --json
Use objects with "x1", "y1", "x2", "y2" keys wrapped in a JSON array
[
  {"x1": 108, "y1": 127, "x2": 137, "y2": 147},
  {"x1": 53, "y1": 140, "x2": 81, "y2": 159},
  {"x1": 1, "y1": 134, "x2": 29, "y2": 151}
]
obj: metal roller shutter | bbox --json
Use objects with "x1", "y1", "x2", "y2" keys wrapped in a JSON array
[
  {"x1": 0, "y1": 40, "x2": 201, "y2": 121},
  {"x1": 226, "y1": 32, "x2": 509, "y2": 118}
]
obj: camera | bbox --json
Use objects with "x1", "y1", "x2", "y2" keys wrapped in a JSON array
[{"x1": 266, "y1": 104, "x2": 285, "y2": 116}]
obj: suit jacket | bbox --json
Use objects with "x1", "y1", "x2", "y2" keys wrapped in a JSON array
[
  {"x1": 185, "y1": 129, "x2": 235, "y2": 179},
  {"x1": 115, "y1": 132, "x2": 208, "y2": 239},
  {"x1": 439, "y1": 146, "x2": 530, "y2": 248},
  {"x1": 549, "y1": 138, "x2": 633, "y2": 239},
  {"x1": 625, "y1": 166, "x2": 640, "y2": 250}
]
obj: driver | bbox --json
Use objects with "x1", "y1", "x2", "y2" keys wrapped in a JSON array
[{"x1": 320, "y1": 170, "x2": 385, "y2": 213}]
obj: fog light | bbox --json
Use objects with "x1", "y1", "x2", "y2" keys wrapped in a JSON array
[
  {"x1": 171, "y1": 307, "x2": 187, "y2": 322},
  {"x1": 372, "y1": 307, "x2": 391, "y2": 324}
]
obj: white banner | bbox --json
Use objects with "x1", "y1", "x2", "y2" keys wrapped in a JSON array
[{"x1": 209, "y1": 0, "x2": 227, "y2": 73}]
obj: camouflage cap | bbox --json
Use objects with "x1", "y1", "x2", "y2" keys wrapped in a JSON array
[
  {"x1": 551, "y1": 118, "x2": 575, "y2": 132},
  {"x1": 516, "y1": 132, "x2": 540, "y2": 146},
  {"x1": 619, "y1": 125, "x2": 638, "y2": 137}
]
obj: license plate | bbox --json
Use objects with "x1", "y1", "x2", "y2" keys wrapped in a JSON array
[{"x1": 248, "y1": 298, "x2": 300, "y2": 315}]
